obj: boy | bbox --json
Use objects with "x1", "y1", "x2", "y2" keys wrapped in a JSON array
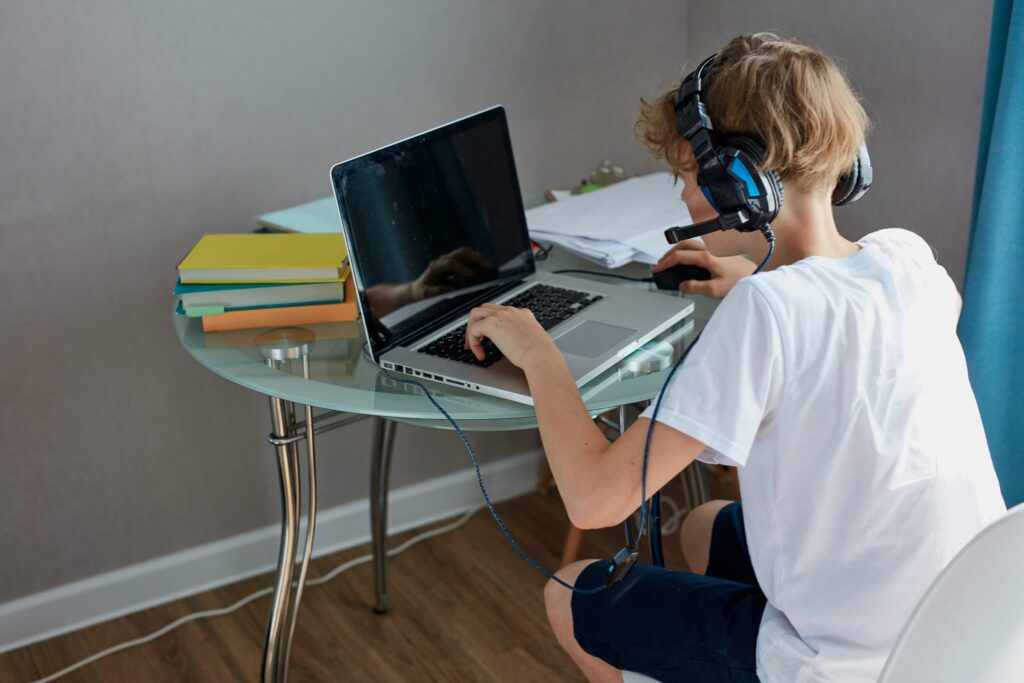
[{"x1": 464, "y1": 33, "x2": 1005, "y2": 682}]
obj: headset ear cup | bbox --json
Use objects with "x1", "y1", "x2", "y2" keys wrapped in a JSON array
[
  {"x1": 833, "y1": 142, "x2": 872, "y2": 206},
  {"x1": 723, "y1": 135, "x2": 766, "y2": 166},
  {"x1": 833, "y1": 156, "x2": 859, "y2": 206},
  {"x1": 723, "y1": 136, "x2": 783, "y2": 224}
]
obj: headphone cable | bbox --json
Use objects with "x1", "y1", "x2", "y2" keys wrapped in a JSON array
[
  {"x1": 551, "y1": 269, "x2": 654, "y2": 283},
  {"x1": 393, "y1": 228, "x2": 776, "y2": 593}
]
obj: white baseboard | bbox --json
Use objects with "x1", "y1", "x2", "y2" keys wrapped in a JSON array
[{"x1": 0, "y1": 450, "x2": 544, "y2": 654}]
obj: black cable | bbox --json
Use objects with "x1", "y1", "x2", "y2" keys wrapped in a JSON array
[
  {"x1": 649, "y1": 491, "x2": 665, "y2": 567},
  {"x1": 383, "y1": 371, "x2": 613, "y2": 594},
  {"x1": 552, "y1": 269, "x2": 654, "y2": 283},
  {"x1": 373, "y1": 228, "x2": 776, "y2": 592}
]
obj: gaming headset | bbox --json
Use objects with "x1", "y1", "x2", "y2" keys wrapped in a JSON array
[{"x1": 664, "y1": 53, "x2": 872, "y2": 245}]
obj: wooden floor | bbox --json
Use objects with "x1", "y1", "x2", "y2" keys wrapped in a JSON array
[{"x1": 1, "y1": 473, "x2": 730, "y2": 682}]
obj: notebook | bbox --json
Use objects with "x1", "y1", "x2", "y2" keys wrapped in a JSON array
[{"x1": 177, "y1": 233, "x2": 347, "y2": 283}]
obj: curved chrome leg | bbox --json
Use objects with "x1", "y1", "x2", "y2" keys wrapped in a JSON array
[
  {"x1": 370, "y1": 418, "x2": 397, "y2": 613},
  {"x1": 280, "y1": 361, "x2": 318, "y2": 682},
  {"x1": 694, "y1": 461, "x2": 711, "y2": 504},
  {"x1": 262, "y1": 395, "x2": 299, "y2": 683},
  {"x1": 680, "y1": 461, "x2": 711, "y2": 513}
]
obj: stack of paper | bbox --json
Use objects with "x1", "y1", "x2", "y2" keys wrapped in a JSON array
[{"x1": 526, "y1": 172, "x2": 692, "y2": 268}]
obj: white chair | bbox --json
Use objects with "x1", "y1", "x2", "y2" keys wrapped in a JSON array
[
  {"x1": 624, "y1": 503, "x2": 1024, "y2": 683},
  {"x1": 879, "y1": 502, "x2": 1024, "y2": 682}
]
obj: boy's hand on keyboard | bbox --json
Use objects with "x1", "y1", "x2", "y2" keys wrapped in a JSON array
[
  {"x1": 465, "y1": 303, "x2": 559, "y2": 370},
  {"x1": 653, "y1": 239, "x2": 756, "y2": 298}
]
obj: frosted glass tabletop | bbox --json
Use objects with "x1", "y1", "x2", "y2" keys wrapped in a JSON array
[{"x1": 174, "y1": 249, "x2": 718, "y2": 431}]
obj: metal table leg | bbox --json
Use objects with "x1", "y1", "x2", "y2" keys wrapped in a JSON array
[
  {"x1": 259, "y1": 338, "x2": 319, "y2": 683},
  {"x1": 263, "y1": 394, "x2": 300, "y2": 683},
  {"x1": 370, "y1": 418, "x2": 397, "y2": 614},
  {"x1": 281, "y1": 356, "x2": 317, "y2": 680},
  {"x1": 680, "y1": 461, "x2": 711, "y2": 512}
]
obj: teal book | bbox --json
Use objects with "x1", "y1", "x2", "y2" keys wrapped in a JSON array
[
  {"x1": 172, "y1": 278, "x2": 346, "y2": 311},
  {"x1": 175, "y1": 298, "x2": 344, "y2": 318},
  {"x1": 257, "y1": 197, "x2": 340, "y2": 234}
]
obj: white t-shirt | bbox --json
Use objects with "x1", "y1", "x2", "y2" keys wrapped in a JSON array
[{"x1": 641, "y1": 228, "x2": 1006, "y2": 682}]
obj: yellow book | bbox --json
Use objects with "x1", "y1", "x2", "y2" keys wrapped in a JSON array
[{"x1": 178, "y1": 233, "x2": 347, "y2": 284}]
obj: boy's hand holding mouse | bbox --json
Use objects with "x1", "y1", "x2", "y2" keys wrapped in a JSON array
[{"x1": 653, "y1": 239, "x2": 756, "y2": 298}]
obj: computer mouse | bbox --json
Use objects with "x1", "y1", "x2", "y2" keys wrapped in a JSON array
[{"x1": 652, "y1": 264, "x2": 712, "y2": 291}]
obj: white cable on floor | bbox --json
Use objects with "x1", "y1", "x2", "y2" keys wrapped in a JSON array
[
  {"x1": 30, "y1": 494, "x2": 695, "y2": 682},
  {"x1": 29, "y1": 504, "x2": 485, "y2": 683},
  {"x1": 658, "y1": 494, "x2": 689, "y2": 536},
  {"x1": 629, "y1": 493, "x2": 690, "y2": 538}
]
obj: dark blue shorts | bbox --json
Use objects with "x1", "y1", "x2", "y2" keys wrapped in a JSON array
[{"x1": 571, "y1": 502, "x2": 765, "y2": 682}]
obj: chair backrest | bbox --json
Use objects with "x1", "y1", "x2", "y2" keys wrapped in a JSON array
[{"x1": 879, "y1": 503, "x2": 1024, "y2": 682}]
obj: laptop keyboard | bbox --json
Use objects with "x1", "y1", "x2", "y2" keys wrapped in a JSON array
[{"x1": 417, "y1": 284, "x2": 603, "y2": 367}]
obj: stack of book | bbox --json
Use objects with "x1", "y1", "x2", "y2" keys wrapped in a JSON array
[{"x1": 175, "y1": 233, "x2": 356, "y2": 332}]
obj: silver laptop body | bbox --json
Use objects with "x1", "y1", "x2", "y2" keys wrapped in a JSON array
[{"x1": 330, "y1": 106, "x2": 692, "y2": 405}]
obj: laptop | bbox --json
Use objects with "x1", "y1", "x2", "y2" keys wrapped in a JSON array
[{"x1": 330, "y1": 106, "x2": 693, "y2": 405}]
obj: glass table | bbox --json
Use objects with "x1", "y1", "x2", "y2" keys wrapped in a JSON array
[{"x1": 173, "y1": 247, "x2": 718, "y2": 683}]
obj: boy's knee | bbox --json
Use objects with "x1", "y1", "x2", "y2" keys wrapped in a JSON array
[
  {"x1": 544, "y1": 559, "x2": 597, "y2": 634},
  {"x1": 680, "y1": 499, "x2": 732, "y2": 574}
]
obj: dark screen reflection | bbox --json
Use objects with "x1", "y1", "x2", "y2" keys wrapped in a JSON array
[{"x1": 334, "y1": 110, "x2": 533, "y2": 355}]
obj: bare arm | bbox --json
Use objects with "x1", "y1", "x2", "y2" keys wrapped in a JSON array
[{"x1": 466, "y1": 304, "x2": 706, "y2": 529}]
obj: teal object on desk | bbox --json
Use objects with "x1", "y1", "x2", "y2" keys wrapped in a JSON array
[{"x1": 258, "y1": 196, "x2": 341, "y2": 233}]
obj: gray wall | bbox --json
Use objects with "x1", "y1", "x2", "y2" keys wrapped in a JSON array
[
  {"x1": 0, "y1": 1, "x2": 688, "y2": 602},
  {"x1": 686, "y1": 0, "x2": 993, "y2": 287},
  {"x1": 0, "y1": 0, "x2": 993, "y2": 605}
]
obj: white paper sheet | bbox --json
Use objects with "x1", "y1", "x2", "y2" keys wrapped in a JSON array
[{"x1": 526, "y1": 173, "x2": 692, "y2": 267}]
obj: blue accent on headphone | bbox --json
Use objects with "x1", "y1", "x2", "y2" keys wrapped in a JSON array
[{"x1": 729, "y1": 157, "x2": 761, "y2": 198}]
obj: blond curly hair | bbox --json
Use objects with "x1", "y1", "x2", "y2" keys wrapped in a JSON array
[{"x1": 637, "y1": 32, "x2": 870, "y2": 193}]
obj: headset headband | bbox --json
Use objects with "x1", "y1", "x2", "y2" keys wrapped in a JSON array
[{"x1": 674, "y1": 55, "x2": 718, "y2": 166}]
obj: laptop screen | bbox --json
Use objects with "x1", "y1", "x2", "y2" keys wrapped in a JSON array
[{"x1": 331, "y1": 107, "x2": 534, "y2": 360}]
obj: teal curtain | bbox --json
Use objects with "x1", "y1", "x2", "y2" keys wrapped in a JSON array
[{"x1": 959, "y1": 0, "x2": 1024, "y2": 506}]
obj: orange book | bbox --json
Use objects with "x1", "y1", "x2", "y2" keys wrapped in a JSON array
[
  {"x1": 201, "y1": 321, "x2": 361, "y2": 349},
  {"x1": 202, "y1": 279, "x2": 357, "y2": 332}
]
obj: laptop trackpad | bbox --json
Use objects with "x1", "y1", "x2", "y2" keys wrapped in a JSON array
[{"x1": 554, "y1": 321, "x2": 636, "y2": 358}]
